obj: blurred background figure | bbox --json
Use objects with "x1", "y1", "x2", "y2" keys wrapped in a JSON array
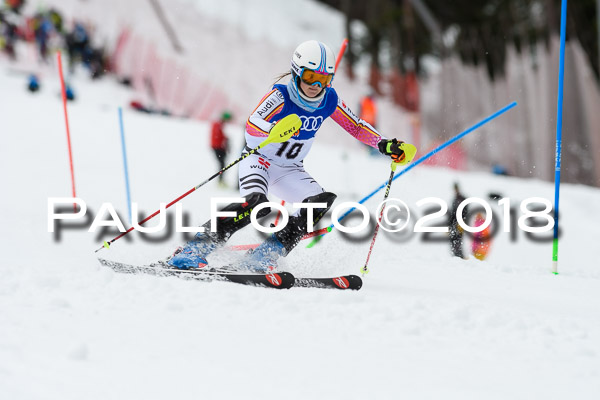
[
  {"x1": 4, "y1": 0, "x2": 25, "y2": 14},
  {"x1": 26, "y1": 73, "x2": 38, "y2": 92},
  {"x1": 32, "y1": 9, "x2": 53, "y2": 62},
  {"x1": 471, "y1": 213, "x2": 492, "y2": 260},
  {"x1": 492, "y1": 164, "x2": 509, "y2": 176},
  {"x1": 211, "y1": 111, "x2": 232, "y2": 187},
  {"x1": 65, "y1": 22, "x2": 89, "y2": 71},
  {"x1": 358, "y1": 89, "x2": 378, "y2": 156},
  {"x1": 129, "y1": 100, "x2": 153, "y2": 114},
  {"x1": 0, "y1": 8, "x2": 19, "y2": 60},
  {"x1": 448, "y1": 182, "x2": 468, "y2": 259},
  {"x1": 64, "y1": 82, "x2": 75, "y2": 101}
]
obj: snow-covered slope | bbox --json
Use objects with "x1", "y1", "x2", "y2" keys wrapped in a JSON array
[{"x1": 2, "y1": 55, "x2": 600, "y2": 399}]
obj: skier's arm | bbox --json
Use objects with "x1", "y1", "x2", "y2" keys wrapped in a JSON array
[
  {"x1": 330, "y1": 97, "x2": 386, "y2": 148},
  {"x1": 246, "y1": 89, "x2": 285, "y2": 138},
  {"x1": 332, "y1": 97, "x2": 417, "y2": 165}
]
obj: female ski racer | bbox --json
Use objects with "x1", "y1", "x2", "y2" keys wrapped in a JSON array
[{"x1": 168, "y1": 40, "x2": 417, "y2": 271}]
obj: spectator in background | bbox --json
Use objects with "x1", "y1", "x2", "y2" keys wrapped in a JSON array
[
  {"x1": 359, "y1": 90, "x2": 378, "y2": 155},
  {"x1": 492, "y1": 163, "x2": 509, "y2": 176},
  {"x1": 5, "y1": 0, "x2": 26, "y2": 14},
  {"x1": 65, "y1": 22, "x2": 89, "y2": 72},
  {"x1": 449, "y1": 182, "x2": 468, "y2": 259},
  {"x1": 47, "y1": 8, "x2": 63, "y2": 34},
  {"x1": 32, "y1": 11, "x2": 53, "y2": 62},
  {"x1": 211, "y1": 111, "x2": 232, "y2": 187},
  {"x1": 64, "y1": 22, "x2": 107, "y2": 78},
  {"x1": 27, "y1": 74, "x2": 39, "y2": 92},
  {"x1": 0, "y1": 10, "x2": 18, "y2": 59}
]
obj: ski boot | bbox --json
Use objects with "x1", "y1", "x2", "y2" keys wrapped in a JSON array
[
  {"x1": 167, "y1": 192, "x2": 273, "y2": 270},
  {"x1": 237, "y1": 234, "x2": 286, "y2": 273},
  {"x1": 167, "y1": 232, "x2": 220, "y2": 270}
]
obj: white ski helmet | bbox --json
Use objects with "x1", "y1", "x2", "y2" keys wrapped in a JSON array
[{"x1": 291, "y1": 40, "x2": 336, "y2": 102}]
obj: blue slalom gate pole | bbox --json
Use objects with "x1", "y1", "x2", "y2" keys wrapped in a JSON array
[
  {"x1": 552, "y1": 0, "x2": 567, "y2": 275},
  {"x1": 307, "y1": 101, "x2": 518, "y2": 248},
  {"x1": 118, "y1": 107, "x2": 133, "y2": 224}
]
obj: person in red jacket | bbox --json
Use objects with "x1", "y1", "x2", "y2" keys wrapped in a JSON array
[
  {"x1": 359, "y1": 92, "x2": 377, "y2": 128},
  {"x1": 211, "y1": 111, "x2": 232, "y2": 185},
  {"x1": 359, "y1": 91, "x2": 378, "y2": 155}
]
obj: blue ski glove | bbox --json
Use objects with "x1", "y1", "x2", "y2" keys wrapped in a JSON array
[{"x1": 377, "y1": 139, "x2": 417, "y2": 165}]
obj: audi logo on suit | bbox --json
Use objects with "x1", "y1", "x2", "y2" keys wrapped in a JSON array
[{"x1": 299, "y1": 116, "x2": 324, "y2": 131}]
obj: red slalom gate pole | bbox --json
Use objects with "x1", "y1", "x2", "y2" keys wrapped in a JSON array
[
  {"x1": 273, "y1": 199, "x2": 285, "y2": 226},
  {"x1": 335, "y1": 38, "x2": 348, "y2": 73},
  {"x1": 57, "y1": 51, "x2": 77, "y2": 212}
]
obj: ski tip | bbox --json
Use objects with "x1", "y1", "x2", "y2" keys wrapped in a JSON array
[
  {"x1": 273, "y1": 272, "x2": 296, "y2": 289},
  {"x1": 322, "y1": 275, "x2": 363, "y2": 290},
  {"x1": 343, "y1": 275, "x2": 363, "y2": 290}
]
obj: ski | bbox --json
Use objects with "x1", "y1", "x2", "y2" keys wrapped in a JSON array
[
  {"x1": 97, "y1": 258, "x2": 295, "y2": 289},
  {"x1": 294, "y1": 275, "x2": 363, "y2": 290},
  {"x1": 98, "y1": 259, "x2": 362, "y2": 290}
]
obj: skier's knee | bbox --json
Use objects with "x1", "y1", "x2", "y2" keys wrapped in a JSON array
[
  {"x1": 242, "y1": 192, "x2": 271, "y2": 218},
  {"x1": 295, "y1": 191, "x2": 337, "y2": 225},
  {"x1": 302, "y1": 191, "x2": 337, "y2": 210}
]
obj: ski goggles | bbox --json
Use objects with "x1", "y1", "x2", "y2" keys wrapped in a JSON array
[{"x1": 300, "y1": 69, "x2": 334, "y2": 88}]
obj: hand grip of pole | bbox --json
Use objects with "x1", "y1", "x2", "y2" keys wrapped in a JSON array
[
  {"x1": 401, "y1": 142, "x2": 417, "y2": 163},
  {"x1": 261, "y1": 114, "x2": 302, "y2": 147},
  {"x1": 392, "y1": 142, "x2": 417, "y2": 166}
]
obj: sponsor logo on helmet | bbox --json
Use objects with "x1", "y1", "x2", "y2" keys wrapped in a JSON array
[
  {"x1": 299, "y1": 115, "x2": 324, "y2": 131},
  {"x1": 333, "y1": 276, "x2": 349, "y2": 289},
  {"x1": 294, "y1": 51, "x2": 302, "y2": 59}
]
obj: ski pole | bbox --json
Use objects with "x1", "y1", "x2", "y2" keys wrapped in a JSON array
[
  {"x1": 361, "y1": 160, "x2": 400, "y2": 276},
  {"x1": 95, "y1": 114, "x2": 302, "y2": 252},
  {"x1": 307, "y1": 101, "x2": 518, "y2": 248}
]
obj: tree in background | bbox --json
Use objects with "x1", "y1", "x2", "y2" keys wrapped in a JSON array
[{"x1": 319, "y1": 0, "x2": 599, "y2": 83}]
